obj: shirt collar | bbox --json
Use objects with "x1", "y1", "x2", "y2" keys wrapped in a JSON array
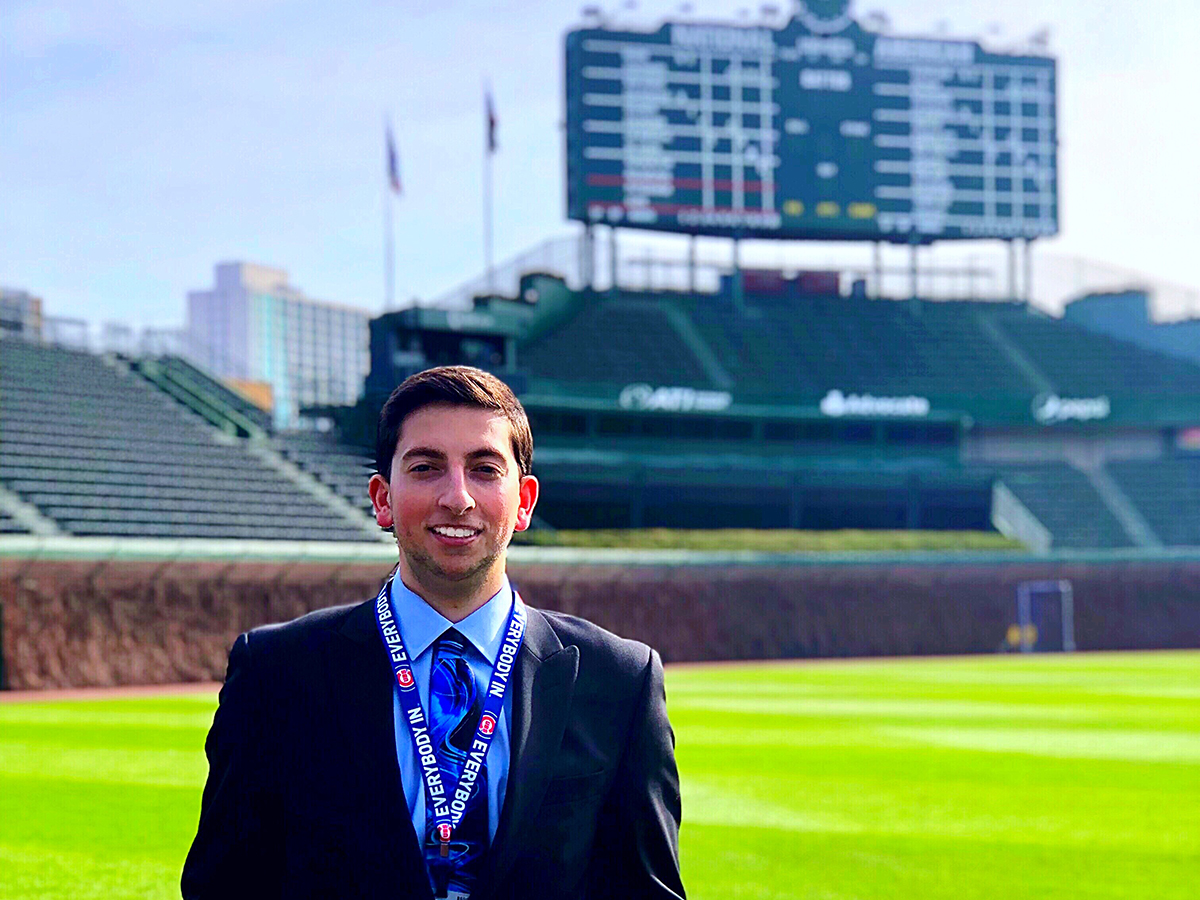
[{"x1": 389, "y1": 572, "x2": 514, "y2": 665}]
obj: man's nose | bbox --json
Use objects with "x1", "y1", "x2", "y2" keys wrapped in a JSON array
[{"x1": 438, "y1": 467, "x2": 476, "y2": 515}]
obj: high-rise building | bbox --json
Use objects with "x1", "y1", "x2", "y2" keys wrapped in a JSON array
[
  {"x1": 186, "y1": 262, "x2": 370, "y2": 428},
  {"x1": 0, "y1": 288, "x2": 44, "y2": 340}
]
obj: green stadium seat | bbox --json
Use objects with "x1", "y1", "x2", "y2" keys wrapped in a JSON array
[{"x1": 0, "y1": 338, "x2": 372, "y2": 541}]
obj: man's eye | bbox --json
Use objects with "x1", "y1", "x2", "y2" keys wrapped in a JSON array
[
  {"x1": 475, "y1": 465, "x2": 501, "y2": 476},
  {"x1": 409, "y1": 464, "x2": 435, "y2": 474}
]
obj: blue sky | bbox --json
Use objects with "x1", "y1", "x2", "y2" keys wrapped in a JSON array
[{"x1": 4, "y1": 0, "x2": 1198, "y2": 327}]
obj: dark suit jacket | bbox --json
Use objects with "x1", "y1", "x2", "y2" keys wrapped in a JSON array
[{"x1": 182, "y1": 597, "x2": 686, "y2": 900}]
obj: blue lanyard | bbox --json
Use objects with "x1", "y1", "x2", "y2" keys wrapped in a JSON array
[{"x1": 372, "y1": 573, "x2": 527, "y2": 857}]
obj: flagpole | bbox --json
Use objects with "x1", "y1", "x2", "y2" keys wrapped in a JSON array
[
  {"x1": 484, "y1": 147, "x2": 493, "y2": 294},
  {"x1": 384, "y1": 117, "x2": 399, "y2": 311},
  {"x1": 384, "y1": 186, "x2": 394, "y2": 310},
  {"x1": 484, "y1": 83, "x2": 495, "y2": 295}
]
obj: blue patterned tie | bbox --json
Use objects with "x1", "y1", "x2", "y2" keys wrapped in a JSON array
[{"x1": 425, "y1": 628, "x2": 488, "y2": 898}]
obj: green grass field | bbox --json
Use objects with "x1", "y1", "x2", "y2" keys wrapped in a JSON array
[
  {"x1": 512, "y1": 528, "x2": 1024, "y2": 552},
  {"x1": 2, "y1": 651, "x2": 1197, "y2": 899}
]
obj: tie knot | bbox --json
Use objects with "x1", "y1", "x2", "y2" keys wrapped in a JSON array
[{"x1": 435, "y1": 627, "x2": 469, "y2": 659}]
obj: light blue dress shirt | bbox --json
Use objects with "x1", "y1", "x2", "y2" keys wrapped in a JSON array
[{"x1": 388, "y1": 575, "x2": 515, "y2": 844}]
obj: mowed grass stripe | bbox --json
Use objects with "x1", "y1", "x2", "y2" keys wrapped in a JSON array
[
  {"x1": 681, "y1": 824, "x2": 1198, "y2": 900},
  {"x1": 1, "y1": 651, "x2": 1197, "y2": 899},
  {"x1": 671, "y1": 651, "x2": 1200, "y2": 898},
  {"x1": 0, "y1": 742, "x2": 208, "y2": 786}
]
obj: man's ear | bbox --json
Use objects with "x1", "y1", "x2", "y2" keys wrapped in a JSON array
[
  {"x1": 368, "y1": 474, "x2": 394, "y2": 529},
  {"x1": 513, "y1": 474, "x2": 540, "y2": 532}
]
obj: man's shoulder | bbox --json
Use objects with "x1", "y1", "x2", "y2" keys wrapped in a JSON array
[
  {"x1": 240, "y1": 599, "x2": 370, "y2": 658},
  {"x1": 529, "y1": 606, "x2": 655, "y2": 692}
]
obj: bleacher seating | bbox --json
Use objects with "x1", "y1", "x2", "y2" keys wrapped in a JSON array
[
  {"x1": 648, "y1": 294, "x2": 1029, "y2": 399},
  {"x1": 157, "y1": 355, "x2": 273, "y2": 432},
  {"x1": 0, "y1": 339, "x2": 372, "y2": 540},
  {"x1": 516, "y1": 291, "x2": 1200, "y2": 406},
  {"x1": 1108, "y1": 458, "x2": 1200, "y2": 546},
  {"x1": 10, "y1": 281, "x2": 1200, "y2": 550},
  {"x1": 499, "y1": 288, "x2": 1200, "y2": 544},
  {"x1": 518, "y1": 297, "x2": 712, "y2": 387},
  {"x1": 0, "y1": 508, "x2": 29, "y2": 534},
  {"x1": 987, "y1": 307, "x2": 1200, "y2": 394},
  {"x1": 995, "y1": 463, "x2": 1131, "y2": 549},
  {"x1": 273, "y1": 432, "x2": 375, "y2": 518}
]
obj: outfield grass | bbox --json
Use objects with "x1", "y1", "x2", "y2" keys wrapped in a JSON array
[
  {"x1": 511, "y1": 528, "x2": 1025, "y2": 552},
  {"x1": 2, "y1": 652, "x2": 1197, "y2": 898}
]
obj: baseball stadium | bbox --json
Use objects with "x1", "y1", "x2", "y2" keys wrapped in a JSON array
[{"x1": 2, "y1": 2, "x2": 1198, "y2": 898}]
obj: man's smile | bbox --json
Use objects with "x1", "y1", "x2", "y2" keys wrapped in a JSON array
[{"x1": 429, "y1": 524, "x2": 483, "y2": 545}]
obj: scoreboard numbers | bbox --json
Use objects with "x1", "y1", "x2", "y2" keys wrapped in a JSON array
[{"x1": 565, "y1": 9, "x2": 1058, "y2": 243}]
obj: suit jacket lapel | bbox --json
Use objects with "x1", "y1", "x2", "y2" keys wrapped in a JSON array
[
  {"x1": 335, "y1": 599, "x2": 433, "y2": 900},
  {"x1": 478, "y1": 607, "x2": 579, "y2": 898}
]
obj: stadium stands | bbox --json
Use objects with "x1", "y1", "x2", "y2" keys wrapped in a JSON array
[
  {"x1": 505, "y1": 286, "x2": 1200, "y2": 545},
  {"x1": 10, "y1": 276, "x2": 1200, "y2": 550},
  {"x1": 987, "y1": 307, "x2": 1200, "y2": 395},
  {"x1": 272, "y1": 431, "x2": 375, "y2": 518},
  {"x1": 515, "y1": 288, "x2": 1200, "y2": 406},
  {"x1": 1109, "y1": 458, "x2": 1200, "y2": 547},
  {"x1": 518, "y1": 296, "x2": 712, "y2": 387},
  {"x1": 0, "y1": 338, "x2": 376, "y2": 541},
  {"x1": 281, "y1": 283, "x2": 1200, "y2": 547},
  {"x1": 156, "y1": 354, "x2": 273, "y2": 432},
  {"x1": 681, "y1": 294, "x2": 1033, "y2": 398},
  {"x1": 0, "y1": 508, "x2": 28, "y2": 535},
  {"x1": 994, "y1": 463, "x2": 1132, "y2": 549}
]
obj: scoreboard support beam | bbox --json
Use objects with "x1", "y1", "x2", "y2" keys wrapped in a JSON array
[
  {"x1": 1008, "y1": 240, "x2": 1018, "y2": 301},
  {"x1": 732, "y1": 237, "x2": 744, "y2": 310},
  {"x1": 908, "y1": 242, "x2": 919, "y2": 301},
  {"x1": 581, "y1": 224, "x2": 595, "y2": 291},
  {"x1": 609, "y1": 226, "x2": 618, "y2": 295},
  {"x1": 688, "y1": 235, "x2": 697, "y2": 294},
  {"x1": 1023, "y1": 238, "x2": 1035, "y2": 305},
  {"x1": 873, "y1": 242, "x2": 884, "y2": 299}
]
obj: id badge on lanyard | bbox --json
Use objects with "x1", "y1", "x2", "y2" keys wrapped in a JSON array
[{"x1": 372, "y1": 574, "x2": 527, "y2": 871}]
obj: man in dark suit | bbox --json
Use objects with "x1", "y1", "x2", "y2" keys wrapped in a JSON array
[{"x1": 182, "y1": 366, "x2": 685, "y2": 900}]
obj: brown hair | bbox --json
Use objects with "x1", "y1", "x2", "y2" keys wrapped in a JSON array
[{"x1": 375, "y1": 365, "x2": 533, "y2": 481}]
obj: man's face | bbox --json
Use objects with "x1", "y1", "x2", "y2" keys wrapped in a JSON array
[{"x1": 368, "y1": 404, "x2": 538, "y2": 603}]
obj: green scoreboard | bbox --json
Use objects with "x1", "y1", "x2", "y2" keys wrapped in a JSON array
[{"x1": 565, "y1": 1, "x2": 1058, "y2": 243}]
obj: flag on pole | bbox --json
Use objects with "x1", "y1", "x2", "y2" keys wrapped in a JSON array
[
  {"x1": 386, "y1": 124, "x2": 402, "y2": 194},
  {"x1": 485, "y1": 89, "x2": 498, "y2": 154}
]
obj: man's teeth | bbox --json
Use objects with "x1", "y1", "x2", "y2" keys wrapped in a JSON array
[{"x1": 432, "y1": 526, "x2": 477, "y2": 538}]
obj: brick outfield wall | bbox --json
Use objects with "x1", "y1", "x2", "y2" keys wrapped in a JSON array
[{"x1": 2, "y1": 558, "x2": 1199, "y2": 690}]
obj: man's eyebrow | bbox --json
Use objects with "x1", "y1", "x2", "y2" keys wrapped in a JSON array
[
  {"x1": 400, "y1": 447, "x2": 446, "y2": 461},
  {"x1": 399, "y1": 447, "x2": 508, "y2": 464}
]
